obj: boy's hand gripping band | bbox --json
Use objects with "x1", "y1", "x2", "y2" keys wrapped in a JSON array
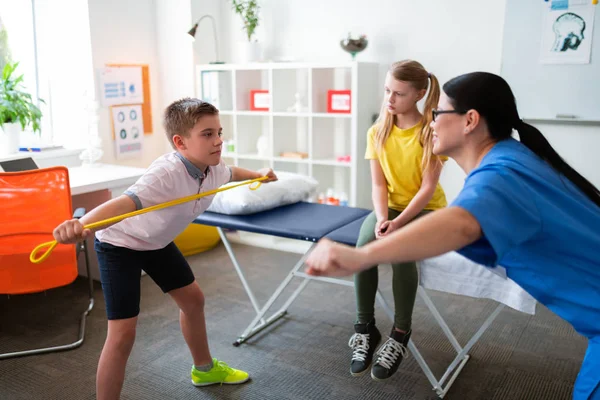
[{"x1": 30, "y1": 176, "x2": 267, "y2": 264}]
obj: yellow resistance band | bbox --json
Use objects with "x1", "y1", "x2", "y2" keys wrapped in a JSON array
[{"x1": 30, "y1": 176, "x2": 268, "y2": 264}]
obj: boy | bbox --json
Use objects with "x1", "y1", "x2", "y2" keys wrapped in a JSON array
[{"x1": 53, "y1": 98, "x2": 277, "y2": 400}]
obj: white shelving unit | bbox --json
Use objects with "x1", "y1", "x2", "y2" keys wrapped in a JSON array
[{"x1": 196, "y1": 61, "x2": 381, "y2": 208}]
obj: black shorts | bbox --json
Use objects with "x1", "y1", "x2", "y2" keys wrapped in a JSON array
[{"x1": 95, "y1": 239, "x2": 195, "y2": 320}]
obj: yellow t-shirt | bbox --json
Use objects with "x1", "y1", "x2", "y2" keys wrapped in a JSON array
[{"x1": 365, "y1": 123, "x2": 447, "y2": 211}]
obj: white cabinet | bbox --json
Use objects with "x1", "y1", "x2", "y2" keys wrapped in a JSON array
[{"x1": 196, "y1": 62, "x2": 381, "y2": 208}]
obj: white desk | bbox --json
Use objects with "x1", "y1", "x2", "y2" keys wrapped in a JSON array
[{"x1": 68, "y1": 163, "x2": 146, "y2": 196}]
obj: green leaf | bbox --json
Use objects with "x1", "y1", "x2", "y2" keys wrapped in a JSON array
[
  {"x1": 230, "y1": 0, "x2": 260, "y2": 42},
  {"x1": 0, "y1": 61, "x2": 44, "y2": 134}
]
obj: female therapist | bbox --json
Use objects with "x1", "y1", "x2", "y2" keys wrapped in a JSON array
[{"x1": 305, "y1": 72, "x2": 600, "y2": 400}]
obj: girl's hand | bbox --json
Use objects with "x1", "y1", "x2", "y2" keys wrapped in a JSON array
[
  {"x1": 375, "y1": 219, "x2": 387, "y2": 238},
  {"x1": 377, "y1": 220, "x2": 399, "y2": 238}
]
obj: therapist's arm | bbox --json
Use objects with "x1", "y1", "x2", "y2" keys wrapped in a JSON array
[{"x1": 305, "y1": 206, "x2": 482, "y2": 277}]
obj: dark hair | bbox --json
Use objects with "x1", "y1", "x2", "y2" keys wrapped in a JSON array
[
  {"x1": 163, "y1": 98, "x2": 219, "y2": 149},
  {"x1": 443, "y1": 72, "x2": 600, "y2": 208}
]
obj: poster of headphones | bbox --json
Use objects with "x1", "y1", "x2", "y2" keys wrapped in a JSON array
[
  {"x1": 540, "y1": 2, "x2": 596, "y2": 64},
  {"x1": 111, "y1": 105, "x2": 144, "y2": 159}
]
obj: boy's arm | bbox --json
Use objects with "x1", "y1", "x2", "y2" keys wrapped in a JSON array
[
  {"x1": 53, "y1": 195, "x2": 136, "y2": 244},
  {"x1": 229, "y1": 166, "x2": 277, "y2": 183}
]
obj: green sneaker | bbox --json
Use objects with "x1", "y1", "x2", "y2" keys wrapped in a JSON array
[{"x1": 190, "y1": 358, "x2": 250, "y2": 386}]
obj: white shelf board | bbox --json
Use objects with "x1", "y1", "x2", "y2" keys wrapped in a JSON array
[
  {"x1": 312, "y1": 113, "x2": 352, "y2": 119},
  {"x1": 273, "y1": 156, "x2": 310, "y2": 164},
  {"x1": 311, "y1": 159, "x2": 352, "y2": 167},
  {"x1": 237, "y1": 153, "x2": 269, "y2": 160},
  {"x1": 196, "y1": 61, "x2": 370, "y2": 72},
  {"x1": 236, "y1": 111, "x2": 270, "y2": 116},
  {"x1": 220, "y1": 111, "x2": 351, "y2": 118},
  {"x1": 272, "y1": 112, "x2": 311, "y2": 117}
]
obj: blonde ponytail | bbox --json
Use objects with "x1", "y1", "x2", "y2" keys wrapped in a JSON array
[{"x1": 419, "y1": 72, "x2": 441, "y2": 171}]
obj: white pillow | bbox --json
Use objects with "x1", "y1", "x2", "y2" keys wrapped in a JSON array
[{"x1": 207, "y1": 171, "x2": 319, "y2": 215}]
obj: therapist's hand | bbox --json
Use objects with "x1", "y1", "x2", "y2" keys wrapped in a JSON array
[
  {"x1": 305, "y1": 239, "x2": 367, "y2": 277},
  {"x1": 257, "y1": 168, "x2": 278, "y2": 183}
]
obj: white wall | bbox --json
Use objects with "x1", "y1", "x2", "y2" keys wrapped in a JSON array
[
  {"x1": 155, "y1": 0, "x2": 196, "y2": 118},
  {"x1": 88, "y1": 0, "x2": 166, "y2": 168},
  {"x1": 190, "y1": 0, "x2": 225, "y2": 66},
  {"x1": 220, "y1": 0, "x2": 508, "y2": 201},
  {"x1": 214, "y1": 0, "x2": 600, "y2": 202},
  {"x1": 84, "y1": 1, "x2": 600, "y2": 192}
]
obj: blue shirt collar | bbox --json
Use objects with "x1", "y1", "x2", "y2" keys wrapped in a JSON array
[{"x1": 175, "y1": 152, "x2": 209, "y2": 180}]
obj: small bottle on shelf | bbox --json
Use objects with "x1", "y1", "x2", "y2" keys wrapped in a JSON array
[
  {"x1": 317, "y1": 193, "x2": 326, "y2": 204},
  {"x1": 339, "y1": 192, "x2": 348, "y2": 206},
  {"x1": 326, "y1": 189, "x2": 340, "y2": 206}
]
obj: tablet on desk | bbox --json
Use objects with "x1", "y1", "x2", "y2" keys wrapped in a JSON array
[{"x1": 0, "y1": 158, "x2": 39, "y2": 172}]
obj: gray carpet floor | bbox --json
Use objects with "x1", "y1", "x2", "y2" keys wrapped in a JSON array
[{"x1": 0, "y1": 243, "x2": 588, "y2": 399}]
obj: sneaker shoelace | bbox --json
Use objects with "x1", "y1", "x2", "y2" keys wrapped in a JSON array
[
  {"x1": 348, "y1": 333, "x2": 370, "y2": 362},
  {"x1": 375, "y1": 338, "x2": 408, "y2": 370},
  {"x1": 213, "y1": 360, "x2": 234, "y2": 374}
]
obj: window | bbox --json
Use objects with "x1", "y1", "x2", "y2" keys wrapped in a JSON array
[{"x1": 0, "y1": 0, "x2": 95, "y2": 149}]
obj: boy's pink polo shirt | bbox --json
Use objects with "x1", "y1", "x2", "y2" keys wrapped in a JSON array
[{"x1": 95, "y1": 152, "x2": 231, "y2": 250}]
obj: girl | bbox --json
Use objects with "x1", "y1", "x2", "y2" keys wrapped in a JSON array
[
  {"x1": 306, "y1": 72, "x2": 600, "y2": 400},
  {"x1": 349, "y1": 60, "x2": 447, "y2": 381}
]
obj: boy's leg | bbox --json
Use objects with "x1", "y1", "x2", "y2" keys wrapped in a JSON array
[
  {"x1": 95, "y1": 239, "x2": 144, "y2": 400},
  {"x1": 169, "y1": 282, "x2": 211, "y2": 366},
  {"x1": 144, "y1": 242, "x2": 248, "y2": 385},
  {"x1": 97, "y1": 317, "x2": 138, "y2": 400}
]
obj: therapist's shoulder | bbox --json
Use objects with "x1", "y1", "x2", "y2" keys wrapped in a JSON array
[{"x1": 469, "y1": 139, "x2": 531, "y2": 177}]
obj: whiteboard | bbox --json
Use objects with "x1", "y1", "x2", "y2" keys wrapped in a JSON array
[{"x1": 501, "y1": 0, "x2": 600, "y2": 122}]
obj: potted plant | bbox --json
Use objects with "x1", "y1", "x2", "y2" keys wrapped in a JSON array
[
  {"x1": 0, "y1": 62, "x2": 43, "y2": 154},
  {"x1": 231, "y1": 0, "x2": 261, "y2": 62}
]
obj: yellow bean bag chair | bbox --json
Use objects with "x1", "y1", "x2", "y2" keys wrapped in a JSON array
[{"x1": 174, "y1": 224, "x2": 221, "y2": 257}]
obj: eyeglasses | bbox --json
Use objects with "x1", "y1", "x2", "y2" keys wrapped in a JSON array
[{"x1": 432, "y1": 109, "x2": 465, "y2": 122}]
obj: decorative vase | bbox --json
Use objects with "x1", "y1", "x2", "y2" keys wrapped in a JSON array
[
  {"x1": 256, "y1": 134, "x2": 269, "y2": 157},
  {"x1": 243, "y1": 41, "x2": 262, "y2": 63},
  {"x1": 79, "y1": 98, "x2": 104, "y2": 165},
  {"x1": 0, "y1": 122, "x2": 21, "y2": 155},
  {"x1": 340, "y1": 34, "x2": 368, "y2": 60}
]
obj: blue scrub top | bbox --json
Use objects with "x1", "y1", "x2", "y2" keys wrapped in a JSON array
[{"x1": 452, "y1": 138, "x2": 600, "y2": 339}]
